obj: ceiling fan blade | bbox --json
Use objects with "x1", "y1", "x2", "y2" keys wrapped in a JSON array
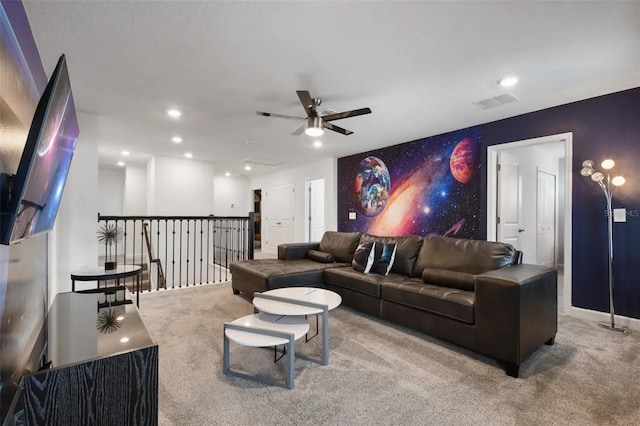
[
  {"x1": 296, "y1": 90, "x2": 315, "y2": 117},
  {"x1": 322, "y1": 107, "x2": 372, "y2": 122},
  {"x1": 291, "y1": 123, "x2": 306, "y2": 135},
  {"x1": 256, "y1": 111, "x2": 304, "y2": 121},
  {"x1": 324, "y1": 122, "x2": 353, "y2": 135}
]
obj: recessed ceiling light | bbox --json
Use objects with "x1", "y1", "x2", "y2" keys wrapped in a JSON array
[
  {"x1": 116, "y1": 315, "x2": 124, "y2": 321},
  {"x1": 185, "y1": 152, "x2": 193, "y2": 159},
  {"x1": 120, "y1": 337, "x2": 130, "y2": 343},
  {"x1": 172, "y1": 136, "x2": 183, "y2": 143},
  {"x1": 244, "y1": 165, "x2": 251, "y2": 171},
  {"x1": 167, "y1": 108, "x2": 182, "y2": 118},
  {"x1": 117, "y1": 161, "x2": 125, "y2": 167},
  {"x1": 498, "y1": 76, "x2": 519, "y2": 88},
  {"x1": 313, "y1": 141, "x2": 323, "y2": 148},
  {"x1": 121, "y1": 150, "x2": 130, "y2": 156},
  {"x1": 225, "y1": 172, "x2": 231, "y2": 177}
]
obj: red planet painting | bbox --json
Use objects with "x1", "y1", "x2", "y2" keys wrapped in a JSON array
[{"x1": 449, "y1": 138, "x2": 475, "y2": 184}]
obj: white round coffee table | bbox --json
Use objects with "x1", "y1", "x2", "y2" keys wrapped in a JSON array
[
  {"x1": 253, "y1": 287, "x2": 342, "y2": 365},
  {"x1": 224, "y1": 313, "x2": 309, "y2": 346},
  {"x1": 223, "y1": 312, "x2": 309, "y2": 389}
]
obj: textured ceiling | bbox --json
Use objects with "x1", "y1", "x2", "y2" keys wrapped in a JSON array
[{"x1": 22, "y1": 1, "x2": 640, "y2": 176}]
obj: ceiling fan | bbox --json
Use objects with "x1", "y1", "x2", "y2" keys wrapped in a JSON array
[{"x1": 256, "y1": 90, "x2": 372, "y2": 136}]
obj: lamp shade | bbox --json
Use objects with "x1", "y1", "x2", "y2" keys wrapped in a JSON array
[
  {"x1": 581, "y1": 167, "x2": 594, "y2": 176},
  {"x1": 612, "y1": 176, "x2": 626, "y2": 186},
  {"x1": 601, "y1": 159, "x2": 615, "y2": 170}
]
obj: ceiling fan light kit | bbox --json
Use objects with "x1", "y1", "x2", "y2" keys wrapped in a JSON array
[
  {"x1": 257, "y1": 90, "x2": 371, "y2": 136},
  {"x1": 305, "y1": 117, "x2": 324, "y2": 136}
]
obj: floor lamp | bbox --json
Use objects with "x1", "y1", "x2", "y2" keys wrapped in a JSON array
[{"x1": 580, "y1": 159, "x2": 629, "y2": 333}]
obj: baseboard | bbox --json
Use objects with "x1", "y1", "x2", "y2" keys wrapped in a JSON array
[{"x1": 568, "y1": 306, "x2": 640, "y2": 331}]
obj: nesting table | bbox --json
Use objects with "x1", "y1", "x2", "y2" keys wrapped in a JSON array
[
  {"x1": 253, "y1": 287, "x2": 342, "y2": 366},
  {"x1": 223, "y1": 287, "x2": 342, "y2": 389}
]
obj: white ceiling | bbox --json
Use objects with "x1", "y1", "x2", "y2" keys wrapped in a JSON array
[{"x1": 23, "y1": 1, "x2": 640, "y2": 176}]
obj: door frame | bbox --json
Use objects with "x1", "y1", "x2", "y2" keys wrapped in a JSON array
[
  {"x1": 486, "y1": 132, "x2": 572, "y2": 314},
  {"x1": 304, "y1": 177, "x2": 325, "y2": 242}
]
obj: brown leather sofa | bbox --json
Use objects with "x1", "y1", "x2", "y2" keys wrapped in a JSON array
[{"x1": 230, "y1": 231, "x2": 557, "y2": 378}]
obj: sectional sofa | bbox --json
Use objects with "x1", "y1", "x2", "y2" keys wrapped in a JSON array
[{"x1": 230, "y1": 231, "x2": 557, "y2": 377}]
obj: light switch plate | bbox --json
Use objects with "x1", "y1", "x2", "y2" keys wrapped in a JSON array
[
  {"x1": 613, "y1": 208, "x2": 627, "y2": 222},
  {"x1": 348, "y1": 211, "x2": 357, "y2": 220}
]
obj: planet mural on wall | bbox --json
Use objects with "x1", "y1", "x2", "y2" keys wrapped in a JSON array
[
  {"x1": 450, "y1": 138, "x2": 475, "y2": 184},
  {"x1": 354, "y1": 156, "x2": 391, "y2": 217}
]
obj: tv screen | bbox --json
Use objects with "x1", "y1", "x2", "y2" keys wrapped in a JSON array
[{"x1": 0, "y1": 54, "x2": 79, "y2": 245}]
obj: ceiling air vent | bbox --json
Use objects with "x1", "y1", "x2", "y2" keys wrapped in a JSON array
[
  {"x1": 473, "y1": 92, "x2": 519, "y2": 110},
  {"x1": 241, "y1": 157, "x2": 283, "y2": 167}
]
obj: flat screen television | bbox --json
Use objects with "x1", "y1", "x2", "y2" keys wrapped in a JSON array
[{"x1": 0, "y1": 54, "x2": 79, "y2": 245}]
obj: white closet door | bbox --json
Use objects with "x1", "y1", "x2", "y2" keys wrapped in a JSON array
[{"x1": 263, "y1": 183, "x2": 295, "y2": 254}]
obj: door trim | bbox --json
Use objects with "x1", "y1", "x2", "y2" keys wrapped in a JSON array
[
  {"x1": 486, "y1": 132, "x2": 572, "y2": 314},
  {"x1": 304, "y1": 177, "x2": 325, "y2": 242}
]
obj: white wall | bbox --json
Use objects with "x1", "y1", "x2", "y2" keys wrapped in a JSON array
[
  {"x1": 148, "y1": 156, "x2": 215, "y2": 215},
  {"x1": 146, "y1": 156, "x2": 155, "y2": 215},
  {"x1": 124, "y1": 165, "x2": 147, "y2": 215},
  {"x1": 97, "y1": 167, "x2": 125, "y2": 216},
  {"x1": 51, "y1": 111, "x2": 100, "y2": 296},
  {"x1": 103, "y1": 158, "x2": 250, "y2": 219},
  {"x1": 250, "y1": 157, "x2": 337, "y2": 243},
  {"x1": 213, "y1": 176, "x2": 251, "y2": 216}
]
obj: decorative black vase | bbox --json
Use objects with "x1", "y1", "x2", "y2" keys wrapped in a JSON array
[{"x1": 104, "y1": 261, "x2": 117, "y2": 270}]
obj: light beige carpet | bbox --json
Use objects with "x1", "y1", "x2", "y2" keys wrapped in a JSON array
[{"x1": 139, "y1": 283, "x2": 640, "y2": 426}]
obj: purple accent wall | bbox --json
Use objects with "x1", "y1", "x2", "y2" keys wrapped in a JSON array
[
  {"x1": 481, "y1": 88, "x2": 640, "y2": 319},
  {"x1": 338, "y1": 87, "x2": 640, "y2": 319}
]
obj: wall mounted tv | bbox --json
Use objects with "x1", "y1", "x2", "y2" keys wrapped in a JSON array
[{"x1": 0, "y1": 54, "x2": 79, "y2": 245}]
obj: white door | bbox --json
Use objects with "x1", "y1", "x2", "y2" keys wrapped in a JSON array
[
  {"x1": 537, "y1": 170, "x2": 556, "y2": 267},
  {"x1": 263, "y1": 183, "x2": 295, "y2": 254},
  {"x1": 497, "y1": 151, "x2": 524, "y2": 251},
  {"x1": 305, "y1": 178, "x2": 325, "y2": 242}
]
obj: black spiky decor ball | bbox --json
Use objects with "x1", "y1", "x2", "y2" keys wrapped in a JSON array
[{"x1": 96, "y1": 309, "x2": 122, "y2": 334}]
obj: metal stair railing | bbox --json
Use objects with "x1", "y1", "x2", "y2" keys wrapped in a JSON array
[
  {"x1": 97, "y1": 213, "x2": 254, "y2": 295},
  {"x1": 143, "y1": 222, "x2": 166, "y2": 290}
]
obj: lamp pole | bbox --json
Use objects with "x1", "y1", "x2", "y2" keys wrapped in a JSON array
[{"x1": 581, "y1": 159, "x2": 628, "y2": 333}]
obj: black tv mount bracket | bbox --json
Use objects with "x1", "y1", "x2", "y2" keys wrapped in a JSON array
[{"x1": 0, "y1": 173, "x2": 14, "y2": 213}]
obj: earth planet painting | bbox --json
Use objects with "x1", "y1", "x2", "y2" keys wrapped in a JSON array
[{"x1": 338, "y1": 127, "x2": 482, "y2": 238}]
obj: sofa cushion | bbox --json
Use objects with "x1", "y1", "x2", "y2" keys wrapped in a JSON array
[
  {"x1": 360, "y1": 234, "x2": 423, "y2": 276},
  {"x1": 352, "y1": 241, "x2": 376, "y2": 273},
  {"x1": 230, "y1": 258, "x2": 348, "y2": 290},
  {"x1": 381, "y1": 276, "x2": 475, "y2": 324},
  {"x1": 307, "y1": 250, "x2": 335, "y2": 263},
  {"x1": 324, "y1": 267, "x2": 387, "y2": 297},
  {"x1": 371, "y1": 243, "x2": 397, "y2": 276},
  {"x1": 412, "y1": 236, "x2": 517, "y2": 277},
  {"x1": 422, "y1": 268, "x2": 476, "y2": 291},
  {"x1": 319, "y1": 231, "x2": 362, "y2": 263}
]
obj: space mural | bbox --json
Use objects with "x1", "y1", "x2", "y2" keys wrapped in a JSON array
[{"x1": 338, "y1": 127, "x2": 482, "y2": 238}]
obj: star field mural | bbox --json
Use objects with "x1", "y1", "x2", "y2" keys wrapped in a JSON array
[{"x1": 338, "y1": 127, "x2": 482, "y2": 238}]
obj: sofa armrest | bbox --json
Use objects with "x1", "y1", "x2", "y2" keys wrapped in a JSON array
[
  {"x1": 475, "y1": 264, "x2": 557, "y2": 369},
  {"x1": 277, "y1": 242, "x2": 320, "y2": 260}
]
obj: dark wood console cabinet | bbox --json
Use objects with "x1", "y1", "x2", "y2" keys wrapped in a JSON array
[{"x1": 8, "y1": 291, "x2": 157, "y2": 425}]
